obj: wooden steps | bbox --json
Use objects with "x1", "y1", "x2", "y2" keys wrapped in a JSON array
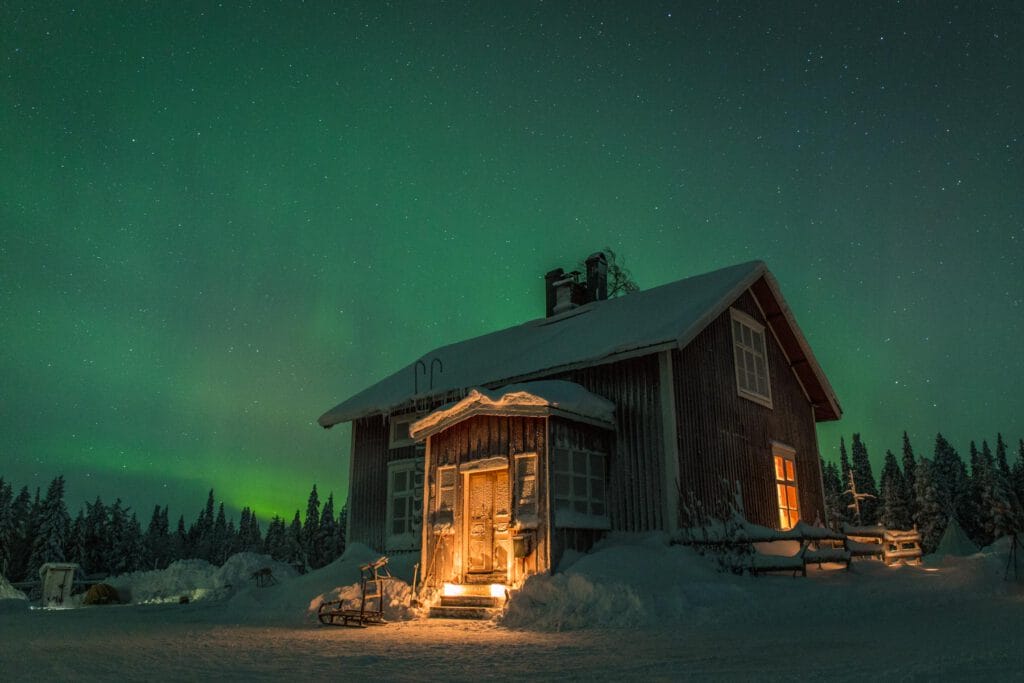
[{"x1": 428, "y1": 584, "x2": 506, "y2": 620}]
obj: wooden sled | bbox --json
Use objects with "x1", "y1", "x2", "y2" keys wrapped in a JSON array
[{"x1": 317, "y1": 557, "x2": 391, "y2": 628}]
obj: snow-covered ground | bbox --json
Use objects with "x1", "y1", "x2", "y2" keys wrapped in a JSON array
[{"x1": 1, "y1": 536, "x2": 1021, "y2": 680}]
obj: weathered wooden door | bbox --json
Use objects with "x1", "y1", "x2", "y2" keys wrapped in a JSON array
[{"x1": 466, "y1": 469, "x2": 510, "y2": 576}]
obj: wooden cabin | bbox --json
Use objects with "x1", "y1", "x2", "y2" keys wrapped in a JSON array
[{"x1": 318, "y1": 256, "x2": 842, "y2": 594}]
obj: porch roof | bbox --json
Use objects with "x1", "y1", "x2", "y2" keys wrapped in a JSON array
[{"x1": 409, "y1": 380, "x2": 616, "y2": 440}]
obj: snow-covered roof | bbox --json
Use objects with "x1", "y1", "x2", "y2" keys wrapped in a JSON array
[
  {"x1": 319, "y1": 260, "x2": 841, "y2": 427},
  {"x1": 409, "y1": 380, "x2": 616, "y2": 440}
]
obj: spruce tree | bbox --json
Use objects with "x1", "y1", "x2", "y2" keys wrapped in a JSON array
[
  {"x1": 337, "y1": 504, "x2": 347, "y2": 559},
  {"x1": 83, "y1": 496, "x2": 108, "y2": 575},
  {"x1": 821, "y1": 459, "x2": 844, "y2": 529},
  {"x1": 27, "y1": 476, "x2": 71, "y2": 578},
  {"x1": 1012, "y1": 440, "x2": 1024, "y2": 511},
  {"x1": 69, "y1": 508, "x2": 87, "y2": 569},
  {"x1": 0, "y1": 479, "x2": 14, "y2": 577},
  {"x1": 913, "y1": 457, "x2": 946, "y2": 553},
  {"x1": 105, "y1": 499, "x2": 130, "y2": 575},
  {"x1": 878, "y1": 450, "x2": 911, "y2": 530},
  {"x1": 316, "y1": 493, "x2": 338, "y2": 567},
  {"x1": 173, "y1": 515, "x2": 188, "y2": 562},
  {"x1": 995, "y1": 433, "x2": 1010, "y2": 479},
  {"x1": 901, "y1": 432, "x2": 919, "y2": 523},
  {"x1": 963, "y1": 441, "x2": 985, "y2": 542},
  {"x1": 263, "y1": 515, "x2": 288, "y2": 561},
  {"x1": 287, "y1": 511, "x2": 304, "y2": 568},
  {"x1": 932, "y1": 433, "x2": 969, "y2": 517},
  {"x1": 850, "y1": 434, "x2": 879, "y2": 524},
  {"x1": 212, "y1": 502, "x2": 228, "y2": 565},
  {"x1": 839, "y1": 437, "x2": 852, "y2": 483},
  {"x1": 303, "y1": 485, "x2": 321, "y2": 569}
]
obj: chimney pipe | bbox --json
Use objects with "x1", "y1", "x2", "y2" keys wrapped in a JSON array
[
  {"x1": 544, "y1": 268, "x2": 565, "y2": 317},
  {"x1": 585, "y1": 252, "x2": 608, "y2": 302}
]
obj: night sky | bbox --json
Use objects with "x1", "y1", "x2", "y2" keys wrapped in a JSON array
[{"x1": 3, "y1": 2, "x2": 1021, "y2": 523}]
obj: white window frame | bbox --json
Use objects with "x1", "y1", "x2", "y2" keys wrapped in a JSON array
[
  {"x1": 389, "y1": 412, "x2": 424, "y2": 449},
  {"x1": 386, "y1": 458, "x2": 422, "y2": 550},
  {"x1": 773, "y1": 443, "x2": 799, "y2": 531},
  {"x1": 552, "y1": 447, "x2": 609, "y2": 529},
  {"x1": 730, "y1": 308, "x2": 773, "y2": 409}
]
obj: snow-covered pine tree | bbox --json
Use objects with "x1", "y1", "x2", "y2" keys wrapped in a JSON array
[
  {"x1": 963, "y1": 441, "x2": 986, "y2": 543},
  {"x1": 315, "y1": 493, "x2": 337, "y2": 568},
  {"x1": 27, "y1": 476, "x2": 71, "y2": 579},
  {"x1": 303, "y1": 485, "x2": 321, "y2": 569},
  {"x1": 901, "y1": 432, "x2": 919, "y2": 523},
  {"x1": 104, "y1": 499, "x2": 129, "y2": 575},
  {"x1": 932, "y1": 433, "x2": 969, "y2": 523},
  {"x1": 82, "y1": 496, "x2": 107, "y2": 575},
  {"x1": 879, "y1": 450, "x2": 911, "y2": 530},
  {"x1": 287, "y1": 511, "x2": 304, "y2": 568},
  {"x1": 68, "y1": 507, "x2": 87, "y2": 568},
  {"x1": 143, "y1": 504, "x2": 172, "y2": 569},
  {"x1": 12, "y1": 488, "x2": 42, "y2": 582},
  {"x1": 1013, "y1": 440, "x2": 1024, "y2": 512},
  {"x1": 225, "y1": 517, "x2": 239, "y2": 559},
  {"x1": 839, "y1": 437, "x2": 852, "y2": 484},
  {"x1": 914, "y1": 457, "x2": 947, "y2": 553},
  {"x1": 0, "y1": 479, "x2": 14, "y2": 577},
  {"x1": 211, "y1": 502, "x2": 228, "y2": 565},
  {"x1": 995, "y1": 433, "x2": 1011, "y2": 479},
  {"x1": 821, "y1": 459, "x2": 844, "y2": 529},
  {"x1": 850, "y1": 434, "x2": 879, "y2": 524},
  {"x1": 173, "y1": 514, "x2": 188, "y2": 562},
  {"x1": 122, "y1": 512, "x2": 145, "y2": 573},
  {"x1": 263, "y1": 515, "x2": 288, "y2": 561},
  {"x1": 336, "y1": 504, "x2": 347, "y2": 558},
  {"x1": 977, "y1": 446, "x2": 1020, "y2": 542}
]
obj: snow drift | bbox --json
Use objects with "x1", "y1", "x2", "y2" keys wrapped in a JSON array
[{"x1": 0, "y1": 574, "x2": 29, "y2": 613}]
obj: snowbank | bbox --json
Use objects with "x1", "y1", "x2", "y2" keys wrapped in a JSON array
[
  {"x1": 0, "y1": 574, "x2": 29, "y2": 613},
  {"x1": 227, "y1": 544, "x2": 419, "y2": 625},
  {"x1": 108, "y1": 553, "x2": 297, "y2": 605},
  {"x1": 502, "y1": 534, "x2": 745, "y2": 631}
]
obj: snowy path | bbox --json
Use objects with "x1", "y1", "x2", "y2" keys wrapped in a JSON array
[{"x1": 2, "y1": 574, "x2": 1021, "y2": 682}]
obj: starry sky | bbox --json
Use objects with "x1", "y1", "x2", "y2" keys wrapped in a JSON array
[{"x1": 2, "y1": 2, "x2": 1021, "y2": 523}]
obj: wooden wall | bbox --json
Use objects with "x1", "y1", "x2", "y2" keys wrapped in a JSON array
[
  {"x1": 671, "y1": 290, "x2": 826, "y2": 529},
  {"x1": 555, "y1": 356, "x2": 665, "y2": 532},
  {"x1": 347, "y1": 415, "x2": 418, "y2": 552}
]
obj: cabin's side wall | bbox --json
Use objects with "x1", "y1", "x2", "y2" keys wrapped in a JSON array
[
  {"x1": 347, "y1": 416, "x2": 418, "y2": 552},
  {"x1": 555, "y1": 356, "x2": 664, "y2": 533},
  {"x1": 672, "y1": 289, "x2": 826, "y2": 529},
  {"x1": 423, "y1": 415, "x2": 548, "y2": 588}
]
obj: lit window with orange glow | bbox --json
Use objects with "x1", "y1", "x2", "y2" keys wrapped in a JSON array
[{"x1": 773, "y1": 444, "x2": 799, "y2": 530}]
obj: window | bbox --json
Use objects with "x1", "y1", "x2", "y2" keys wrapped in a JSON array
[
  {"x1": 389, "y1": 413, "x2": 424, "y2": 449},
  {"x1": 553, "y1": 447, "x2": 609, "y2": 528},
  {"x1": 386, "y1": 458, "x2": 422, "y2": 549},
  {"x1": 773, "y1": 444, "x2": 799, "y2": 530},
  {"x1": 436, "y1": 466, "x2": 456, "y2": 513},
  {"x1": 731, "y1": 308, "x2": 772, "y2": 408},
  {"x1": 514, "y1": 453, "x2": 538, "y2": 521}
]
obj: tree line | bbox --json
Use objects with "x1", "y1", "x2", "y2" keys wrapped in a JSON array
[
  {"x1": 0, "y1": 478, "x2": 346, "y2": 583},
  {"x1": 821, "y1": 432, "x2": 1024, "y2": 552}
]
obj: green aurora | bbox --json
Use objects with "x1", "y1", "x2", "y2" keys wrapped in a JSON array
[{"x1": 2, "y1": 2, "x2": 1021, "y2": 521}]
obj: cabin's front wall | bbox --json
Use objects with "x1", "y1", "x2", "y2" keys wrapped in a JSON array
[
  {"x1": 421, "y1": 415, "x2": 549, "y2": 591},
  {"x1": 671, "y1": 289, "x2": 826, "y2": 529}
]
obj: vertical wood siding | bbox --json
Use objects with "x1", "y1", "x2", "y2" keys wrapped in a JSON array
[
  {"x1": 672, "y1": 290, "x2": 826, "y2": 529},
  {"x1": 555, "y1": 356, "x2": 664, "y2": 532},
  {"x1": 348, "y1": 416, "x2": 418, "y2": 552}
]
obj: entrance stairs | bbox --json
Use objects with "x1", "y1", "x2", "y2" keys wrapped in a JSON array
[{"x1": 428, "y1": 584, "x2": 507, "y2": 620}]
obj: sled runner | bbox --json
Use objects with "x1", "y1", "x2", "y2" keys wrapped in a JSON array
[{"x1": 317, "y1": 556, "x2": 391, "y2": 627}]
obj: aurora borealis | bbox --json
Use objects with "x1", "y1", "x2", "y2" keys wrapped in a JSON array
[{"x1": 2, "y1": 2, "x2": 1021, "y2": 522}]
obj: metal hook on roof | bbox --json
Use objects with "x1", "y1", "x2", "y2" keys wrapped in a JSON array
[
  {"x1": 414, "y1": 359, "x2": 427, "y2": 395},
  {"x1": 429, "y1": 357, "x2": 443, "y2": 390}
]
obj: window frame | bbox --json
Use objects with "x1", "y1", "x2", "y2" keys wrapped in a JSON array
[
  {"x1": 513, "y1": 452, "x2": 539, "y2": 523},
  {"x1": 386, "y1": 458, "x2": 422, "y2": 550},
  {"x1": 772, "y1": 443, "x2": 799, "y2": 531},
  {"x1": 730, "y1": 308, "x2": 773, "y2": 409},
  {"x1": 552, "y1": 447, "x2": 610, "y2": 529},
  {"x1": 389, "y1": 412, "x2": 425, "y2": 449}
]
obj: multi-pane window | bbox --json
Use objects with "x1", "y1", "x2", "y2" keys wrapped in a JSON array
[
  {"x1": 731, "y1": 308, "x2": 772, "y2": 408},
  {"x1": 436, "y1": 466, "x2": 456, "y2": 514},
  {"x1": 386, "y1": 459, "x2": 422, "y2": 549},
  {"x1": 514, "y1": 453, "x2": 538, "y2": 520},
  {"x1": 773, "y1": 445, "x2": 799, "y2": 530},
  {"x1": 389, "y1": 413, "x2": 424, "y2": 449},
  {"x1": 553, "y1": 447, "x2": 608, "y2": 527}
]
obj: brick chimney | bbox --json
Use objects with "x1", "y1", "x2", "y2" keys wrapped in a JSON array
[{"x1": 544, "y1": 268, "x2": 565, "y2": 317}]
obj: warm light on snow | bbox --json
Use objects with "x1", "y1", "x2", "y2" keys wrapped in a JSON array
[
  {"x1": 489, "y1": 583, "x2": 506, "y2": 599},
  {"x1": 442, "y1": 583, "x2": 466, "y2": 597}
]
